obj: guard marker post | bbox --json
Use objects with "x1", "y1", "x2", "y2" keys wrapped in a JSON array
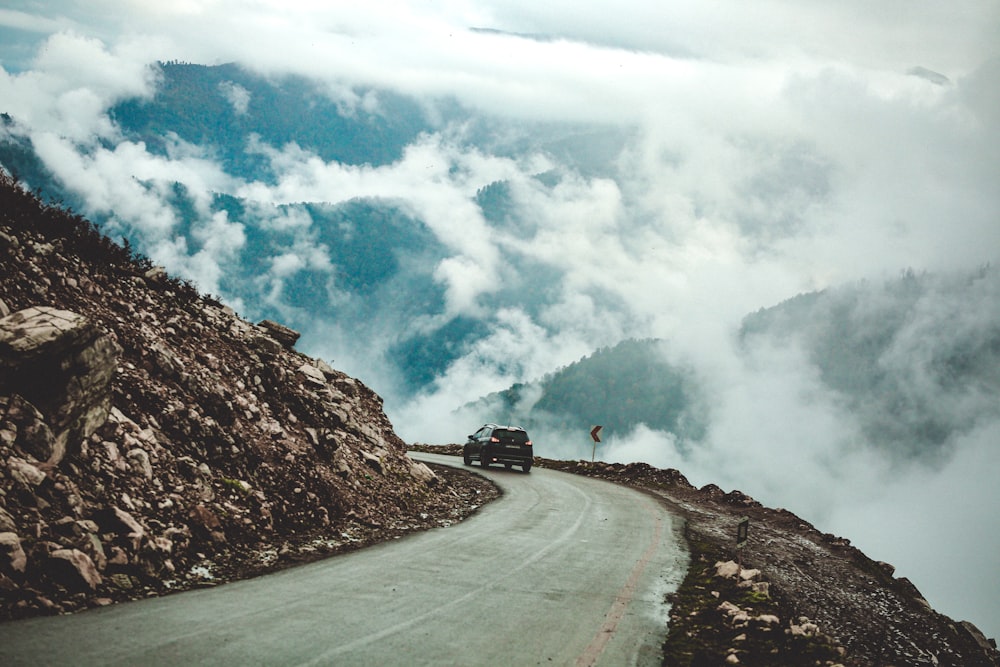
[{"x1": 589, "y1": 425, "x2": 603, "y2": 462}]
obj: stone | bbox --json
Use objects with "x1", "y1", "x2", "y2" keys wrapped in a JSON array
[
  {"x1": 82, "y1": 532, "x2": 108, "y2": 571},
  {"x1": 93, "y1": 506, "x2": 145, "y2": 550},
  {"x1": 1, "y1": 394, "x2": 56, "y2": 462},
  {"x1": 296, "y1": 363, "x2": 327, "y2": 387},
  {"x1": 0, "y1": 507, "x2": 16, "y2": 532},
  {"x1": 789, "y1": 621, "x2": 819, "y2": 637},
  {"x1": 107, "y1": 547, "x2": 128, "y2": 567},
  {"x1": 188, "y1": 505, "x2": 226, "y2": 543},
  {"x1": 249, "y1": 333, "x2": 283, "y2": 356},
  {"x1": 149, "y1": 342, "x2": 184, "y2": 378},
  {"x1": 314, "y1": 358, "x2": 336, "y2": 376},
  {"x1": 957, "y1": 620, "x2": 996, "y2": 656},
  {"x1": 144, "y1": 266, "x2": 168, "y2": 284},
  {"x1": 0, "y1": 307, "x2": 121, "y2": 463},
  {"x1": 360, "y1": 449, "x2": 383, "y2": 473},
  {"x1": 718, "y1": 600, "x2": 742, "y2": 616},
  {"x1": 8, "y1": 456, "x2": 46, "y2": 486},
  {"x1": 257, "y1": 320, "x2": 300, "y2": 349},
  {"x1": 48, "y1": 548, "x2": 101, "y2": 590},
  {"x1": 409, "y1": 460, "x2": 437, "y2": 486},
  {"x1": 0, "y1": 532, "x2": 27, "y2": 574},
  {"x1": 715, "y1": 560, "x2": 740, "y2": 579},
  {"x1": 126, "y1": 448, "x2": 153, "y2": 479}
]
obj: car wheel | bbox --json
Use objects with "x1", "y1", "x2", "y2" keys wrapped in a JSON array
[
  {"x1": 463, "y1": 450, "x2": 472, "y2": 465},
  {"x1": 522, "y1": 461, "x2": 532, "y2": 473},
  {"x1": 504, "y1": 463, "x2": 512, "y2": 470},
  {"x1": 481, "y1": 454, "x2": 491, "y2": 468}
]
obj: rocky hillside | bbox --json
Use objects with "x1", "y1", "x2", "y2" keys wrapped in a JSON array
[
  {"x1": 540, "y1": 457, "x2": 1000, "y2": 667},
  {"x1": 0, "y1": 173, "x2": 496, "y2": 619},
  {"x1": 418, "y1": 443, "x2": 1000, "y2": 667}
]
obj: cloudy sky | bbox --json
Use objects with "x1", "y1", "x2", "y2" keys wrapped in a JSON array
[{"x1": 2, "y1": 0, "x2": 999, "y2": 640}]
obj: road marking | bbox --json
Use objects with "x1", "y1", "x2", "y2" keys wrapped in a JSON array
[
  {"x1": 575, "y1": 498, "x2": 664, "y2": 667},
  {"x1": 300, "y1": 476, "x2": 594, "y2": 665}
]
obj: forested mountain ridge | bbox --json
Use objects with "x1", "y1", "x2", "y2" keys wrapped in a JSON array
[
  {"x1": 738, "y1": 267, "x2": 1000, "y2": 460},
  {"x1": 111, "y1": 61, "x2": 430, "y2": 177},
  {"x1": 467, "y1": 338, "x2": 705, "y2": 444},
  {"x1": 470, "y1": 268, "x2": 1000, "y2": 466}
]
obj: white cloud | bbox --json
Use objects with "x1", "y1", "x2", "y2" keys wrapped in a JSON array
[{"x1": 219, "y1": 80, "x2": 250, "y2": 115}]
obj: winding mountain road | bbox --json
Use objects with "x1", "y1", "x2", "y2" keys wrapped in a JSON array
[{"x1": 0, "y1": 452, "x2": 687, "y2": 666}]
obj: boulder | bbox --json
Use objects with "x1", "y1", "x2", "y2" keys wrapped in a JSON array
[
  {"x1": 93, "y1": 507, "x2": 145, "y2": 551},
  {"x1": 257, "y1": 320, "x2": 300, "y2": 349},
  {"x1": 296, "y1": 363, "x2": 327, "y2": 387},
  {"x1": 48, "y1": 548, "x2": 101, "y2": 591},
  {"x1": 0, "y1": 532, "x2": 27, "y2": 575},
  {"x1": 360, "y1": 449, "x2": 383, "y2": 473},
  {"x1": 409, "y1": 460, "x2": 438, "y2": 486},
  {"x1": 8, "y1": 456, "x2": 46, "y2": 486},
  {"x1": 0, "y1": 394, "x2": 54, "y2": 459},
  {"x1": 188, "y1": 505, "x2": 226, "y2": 544},
  {"x1": 0, "y1": 507, "x2": 16, "y2": 532},
  {"x1": 0, "y1": 307, "x2": 120, "y2": 463},
  {"x1": 126, "y1": 448, "x2": 153, "y2": 479},
  {"x1": 715, "y1": 560, "x2": 740, "y2": 579}
]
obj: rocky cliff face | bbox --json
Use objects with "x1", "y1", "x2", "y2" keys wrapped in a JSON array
[{"x1": 0, "y1": 174, "x2": 491, "y2": 618}]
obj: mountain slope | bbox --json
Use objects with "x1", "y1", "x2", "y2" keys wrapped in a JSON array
[
  {"x1": 110, "y1": 62, "x2": 431, "y2": 176},
  {"x1": 738, "y1": 268, "x2": 1000, "y2": 461},
  {"x1": 467, "y1": 338, "x2": 706, "y2": 444},
  {"x1": 0, "y1": 173, "x2": 496, "y2": 619},
  {"x1": 472, "y1": 269, "x2": 1000, "y2": 466}
]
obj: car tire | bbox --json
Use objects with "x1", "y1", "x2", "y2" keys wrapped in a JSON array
[
  {"x1": 463, "y1": 451, "x2": 472, "y2": 465},
  {"x1": 481, "y1": 454, "x2": 491, "y2": 468},
  {"x1": 504, "y1": 463, "x2": 512, "y2": 470},
  {"x1": 522, "y1": 461, "x2": 532, "y2": 473}
]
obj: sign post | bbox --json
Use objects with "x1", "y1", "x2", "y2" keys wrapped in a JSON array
[
  {"x1": 736, "y1": 516, "x2": 749, "y2": 570},
  {"x1": 589, "y1": 425, "x2": 603, "y2": 462}
]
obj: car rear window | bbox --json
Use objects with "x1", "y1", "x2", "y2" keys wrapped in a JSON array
[{"x1": 495, "y1": 429, "x2": 528, "y2": 443}]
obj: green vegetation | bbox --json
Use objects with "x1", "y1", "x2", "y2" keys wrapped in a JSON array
[
  {"x1": 111, "y1": 62, "x2": 429, "y2": 178},
  {"x1": 474, "y1": 338, "x2": 706, "y2": 444},
  {"x1": 739, "y1": 267, "x2": 1000, "y2": 460}
]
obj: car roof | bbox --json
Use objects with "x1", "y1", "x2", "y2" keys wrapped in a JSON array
[{"x1": 483, "y1": 423, "x2": 526, "y2": 432}]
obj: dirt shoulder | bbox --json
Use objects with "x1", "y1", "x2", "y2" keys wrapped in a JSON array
[{"x1": 409, "y1": 445, "x2": 999, "y2": 667}]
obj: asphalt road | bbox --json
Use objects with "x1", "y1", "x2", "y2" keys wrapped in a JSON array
[{"x1": 0, "y1": 452, "x2": 688, "y2": 666}]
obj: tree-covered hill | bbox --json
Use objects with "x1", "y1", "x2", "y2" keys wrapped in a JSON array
[
  {"x1": 467, "y1": 338, "x2": 706, "y2": 445},
  {"x1": 738, "y1": 267, "x2": 1000, "y2": 460},
  {"x1": 110, "y1": 62, "x2": 431, "y2": 178},
  {"x1": 472, "y1": 268, "x2": 1000, "y2": 465}
]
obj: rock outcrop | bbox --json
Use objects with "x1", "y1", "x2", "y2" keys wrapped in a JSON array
[
  {"x1": 0, "y1": 173, "x2": 493, "y2": 619},
  {"x1": 0, "y1": 306, "x2": 119, "y2": 463}
]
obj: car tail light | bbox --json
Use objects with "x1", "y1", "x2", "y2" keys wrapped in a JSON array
[{"x1": 490, "y1": 436, "x2": 500, "y2": 443}]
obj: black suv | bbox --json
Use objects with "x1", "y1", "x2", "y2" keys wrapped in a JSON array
[{"x1": 463, "y1": 424, "x2": 533, "y2": 473}]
